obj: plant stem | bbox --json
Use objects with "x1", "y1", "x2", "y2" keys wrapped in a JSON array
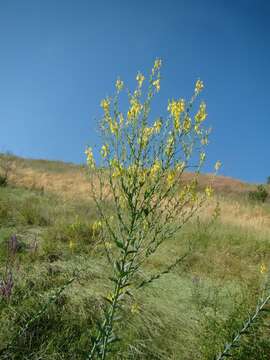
[{"x1": 216, "y1": 292, "x2": 270, "y2": 360}]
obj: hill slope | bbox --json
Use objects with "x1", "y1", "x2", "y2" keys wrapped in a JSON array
[
  {"x1": 0, "y1": 154, "x2": 269, "y2": 359},
  {"x1": 1, "y1": 153, "x2": 261, "y2": 197}
]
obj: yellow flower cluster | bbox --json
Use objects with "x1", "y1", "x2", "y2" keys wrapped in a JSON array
[
  {"x1": 165, "y1": 135, "x2": 175, "y2": 156},
  {"x1": 109, "y1": 120, "x2": 118, "y2": 135},
  {"x1": 153, "y1": 79, "x2": 160, "y2": 92},
  {"x1": 138, "y1": 167, "x2": 148, "y2": 184},
  {"x1": 101, "y1": 144, "x2": 109, "y2": 158},
  {"x1": 85, "y1": 147, "x2": 95, "y2": 168},
  {"x1": 153, "y1": 119, "x2": 162, "y2": 133},
  {"x1": 167, "y1": 171, "x2": 175, "y2": 187},
  {"x1": 100, "y1": 97, "x2": 120, "y2": 135},
  {"x1": 195, "y1": 79, "x2": 204, "y2": 93},
  {"x1": 201, "y1": 137, "x2": 209, "y2": 145},
  {"x1": 110, "y1": 159, "x2": 123, "y2": 178},
  {"x1": 127, "y1": 98, "x2": 142, "y2": 121},
  {"x1": 205, "y1": 185, "x2": 214, "y2": 197},
  {"x1": 100, "y1": 98, "x2": 110, "y2": 115},
  {"x1": 115, "y1": 78, "x2": 124, "y2": 91},
  {"x1": 182, "y1": 116, "x2": 191, "y2": 133},
  {"x1": 214, "y1": 160, "x2": 222, "y2": 171},
  {"x1": 194, "y1": 124, "x2": 201, "y2": 135},
  {"x1": 104, "y1": 241, "x2": 112, "y2": 249},
  {"x1": 150, "y1": 160, "x2": 161, "y2": 177},
  {"x1": 195, "y1": 102, "x2": 207, "y2": 123},
  {"x1": 179, "y1": 180, "x2": 198, "y2": 203},
  {"x1": 260, "y1": 263, "x2": 267, "y2": 274},
  {"x1": 168, "y1": 99, "x2": 185, "y2": 130},
  {"x1": 175, "y1": 161, "x2": 185, "y2": 173},
  {"x1": 140, "y1": 127, "x2": 154, "y2": 148},
  {"x1": 126, "y1": 164, "x2": 136, "y2": 177},
  {"x1": 200, "y1": 152, "x2": 206, "y2": 163},
  {"x1": 153, "y1": 58, "x2": 162, "y2": 72},
  {"x1": 136, "y1": 72, "x2": 145, "y2": 88}
]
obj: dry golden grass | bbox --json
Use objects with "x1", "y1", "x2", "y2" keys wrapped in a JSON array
[
  {"x1": 6, "y1": 155, "x2": 270, "y2": 235},
  {"x1": 201, "y1": 197, "x2": 270, "y2": 236},
  {"x1": 11, "y1": 167, "x2": 89, "y2": 197},
  {"x1": 8, "y1": 157, "x2": 252, "y2": 196}
]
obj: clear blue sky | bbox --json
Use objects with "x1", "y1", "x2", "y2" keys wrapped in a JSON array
[{"x1": 0, "y1": 0, "x2": 269, "y2": 183}]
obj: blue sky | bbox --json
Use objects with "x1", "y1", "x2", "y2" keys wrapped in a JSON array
[{"x1": 0, "y1": 0, "x2": 269, "y2": 183}]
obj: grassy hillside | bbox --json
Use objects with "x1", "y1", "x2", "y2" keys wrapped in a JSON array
[
  {"x1": 0, "y1": 154, "x2": 270, "y2": 359},
  {"x1": 2, "y1": 153, "x2": 262, "y2": 198}
]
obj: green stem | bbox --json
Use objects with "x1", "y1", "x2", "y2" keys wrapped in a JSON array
[{"x1": 216, "y1": 292, "x2": 270, "y2": 360}]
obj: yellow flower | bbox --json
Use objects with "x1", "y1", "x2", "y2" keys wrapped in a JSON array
[
  {"x1": 136, "y1": 72, "x2": 145, "y2": 88},
  {"x1": 115, "y1": 78, "x2": 124, "y2": 91},
  {"x1": 153, "y1": 119, "x2": 162, "y2": 133},
  {"x1": 110, "y1": 160, "x2": 123, "y2": 178},
  {"x1": 127, "y1": 164, "x2": 136, "y2": 177},
  {"x1": 153, "y1": 79, "x2": 160, "y2": 92},
  {"x1": 175, "y1": 161, "x2": 185, "y2": 173},
  {"x1": 194, "y1": 124, "x2": 201, "y2": 135},
  {"x1": 153, "y1": 58, "x2": 162, "y2": 72},
  {"x1": 205, "y1": 185, "x2": 214, "y2": 197},
  {"x1": 195, "y1": 102, "x2": 207, "y2": 123},
  {"x1": 182, "y1": 116, "x2": 191, "y2": 133},
  {"x1": 168, "y1": 99, "x2": 185, "y2": 130},
  {"x1": 260, "y1": 263, "x2": 267, "y2": 274},
  {"x1": 214, "y1": 160, "x2": 222, "y2": 171},
  {"x1": 178, "y1": 187, "x2": 188, "y2": 202},
  {"x1": 85, "y1": 147, "x2": 95, "y2": 168},
  {"x1": 69, "y1": 240, "x2": 75, "y2": 250},
  {"x1": 195, "y1": 79, "x2": 204, "y2": 93},
  {"x1": 109, "y1": 120, "x2": 118, "y2": 135},
  {"x1": 168, "y1": 99, "x2": 185, "y2": 117},
  {"x1": 138, "y1": 168, "x2": 147, "y2": 183},
  {"x1": 100, "y1": 98, "x2": 110, "y2": 113},
  {"x1": 165, "y1": 135, "x2": 174, "y2": 156},
  {"x1": 167, "y1": 171, "x2": 175, "y2": 187},
  {"x1": 127, "y1": 98, "x2": 142, "y2": 121},
  {"x1": 101, "y1": 144, "x2": 109, "y2": 158},
  {"x1": 140, "y1": 127, "x2": 154, "y2": 148},
  {"x1": 191, "y1": 191, "x2": 198, "y2": 203},
  {"x1": 150, "y1": 160, "x2": 161, "y2": 177},
  {"x1": 201, "y1": 137, "x2": 209, "y2": 145},
  {"x1": 105, "y1": 241, "x2": 112, "y2": 249},
  {"x1": 131, "y1": 303, "x2": 141, "y2": 314},
  {"x1": 200, "y1": 152, "x2": 206, "y2": 163}
]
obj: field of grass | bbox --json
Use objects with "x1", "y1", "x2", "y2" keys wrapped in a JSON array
[{"x1": 0, "y1": 155, "x2": 270, "y2": 359}]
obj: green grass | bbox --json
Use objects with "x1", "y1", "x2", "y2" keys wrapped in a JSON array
[{"x1": 0, "y1": 183, "x2": 269, "y2": 359}]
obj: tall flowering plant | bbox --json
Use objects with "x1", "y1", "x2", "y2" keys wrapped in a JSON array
[{"x1": 86, "y1": 60, "x2": 220, "y2": 359}]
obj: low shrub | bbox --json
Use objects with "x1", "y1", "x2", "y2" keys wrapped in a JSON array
[
  {"x1": 248, "y1": 185, "x2": 268, "y2": 203},
  {"x1": 0, "y1": 174, "x2": 7, "y2": 187}
]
